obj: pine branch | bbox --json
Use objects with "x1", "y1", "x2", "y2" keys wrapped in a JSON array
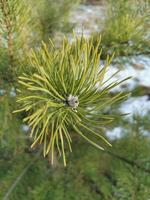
[
  {"x1": 83, "y1": 176, "x2": 105, "y2": 198},
  {"x1": 2, "y1": 163, "x2": 32, "y2": 200},
  {"x1": 0, "y1": 0, "x2": 38, "y2": 81},
  {"x1": 105, "y1": 150, "x2": 150, "y2": 174},
  {"x1": 14, "y1": 35, "x2": 130, "y2": 165},
  {"x1": 2, "y1": 149, "x2": 42, "y2": 200},
  {"x1": 0, "y1": 0, "x2": 15, "y2": 69}
]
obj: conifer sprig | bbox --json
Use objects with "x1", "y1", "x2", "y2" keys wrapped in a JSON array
[
  {"x1": 14, "y1": 35, "x2": 130, "y2": 166},
  {"x1": 0, "y1": 0, "x2": 37, "y2": 74}
]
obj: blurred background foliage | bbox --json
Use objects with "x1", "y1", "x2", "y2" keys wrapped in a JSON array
[
  {"x1": 0, "y1": 0, "x2": 150, "y2": 199},
  {"x1": 94, "y1": 0, "x2": 150, "y2": 58},
  {"x1": 31, "y1": 0, "x2": 79, "y2": 42}
]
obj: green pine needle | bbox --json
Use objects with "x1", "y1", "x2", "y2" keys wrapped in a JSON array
[{"x1": 14, "y1": 35, "x2": 130, "y2": 166}]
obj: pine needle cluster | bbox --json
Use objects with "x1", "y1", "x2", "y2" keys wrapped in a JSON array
[{"x1": 14, "y1": 35, "x2": 129, "y2": 165}]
